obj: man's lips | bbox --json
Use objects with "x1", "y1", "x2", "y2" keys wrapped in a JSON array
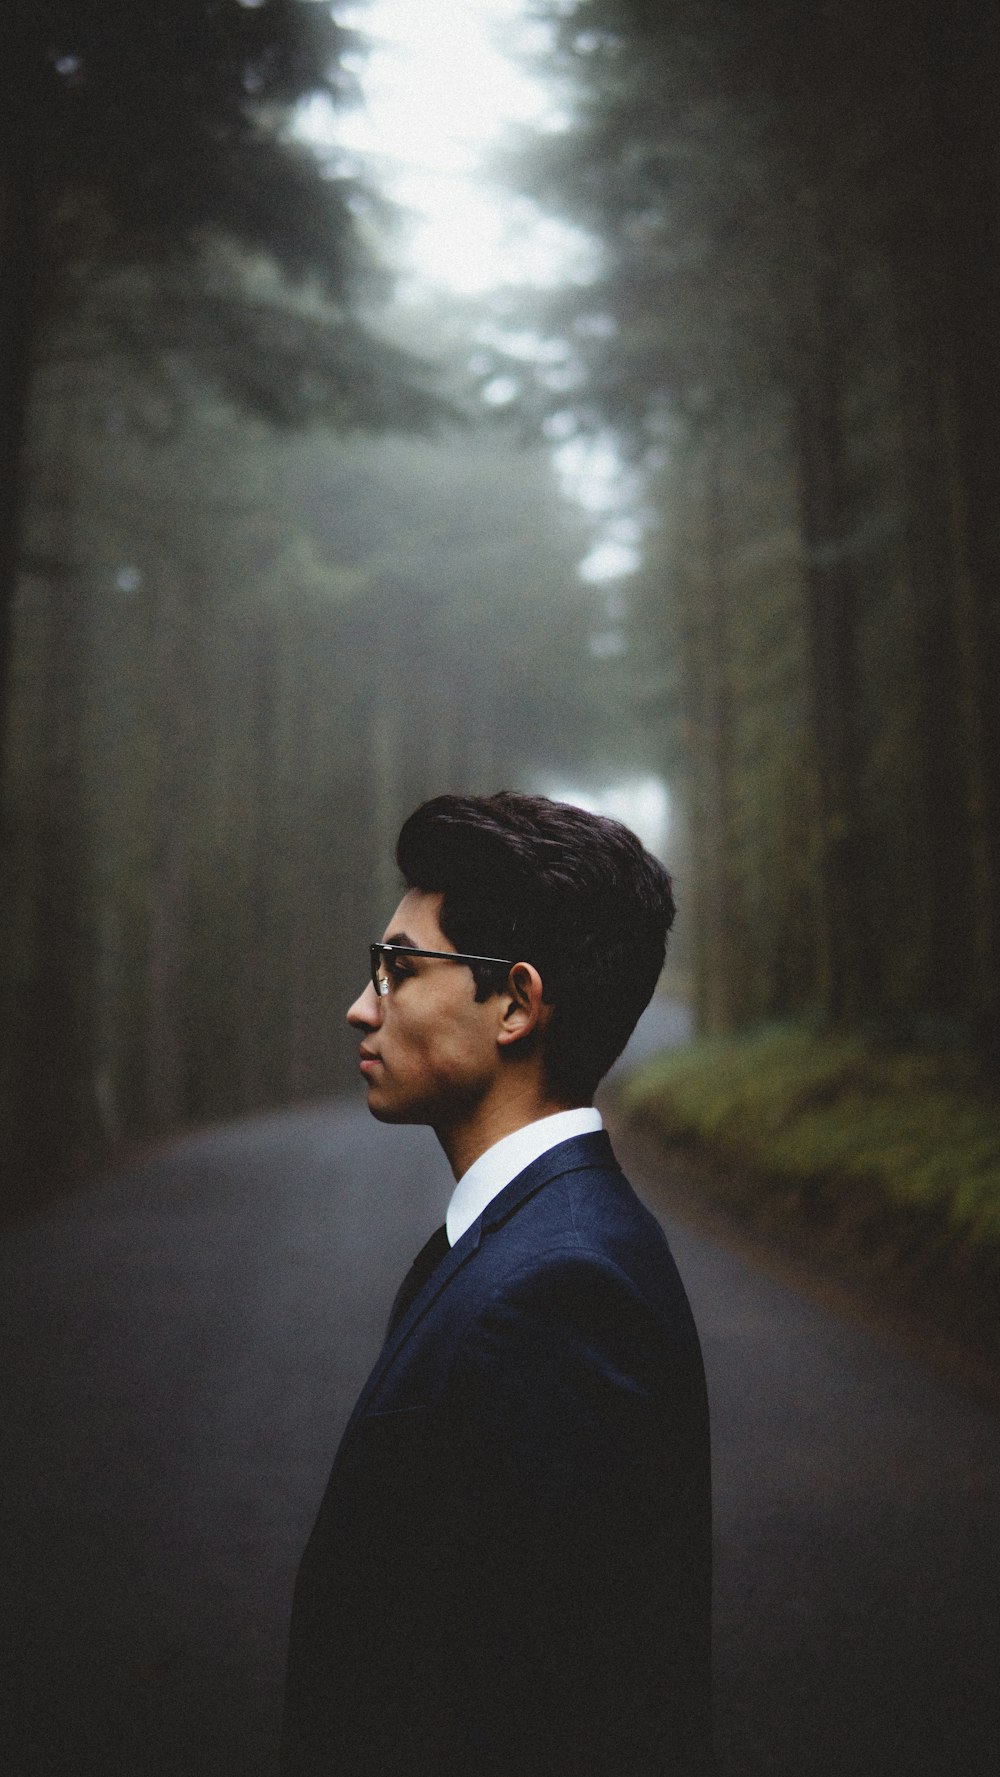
[{"x1": 359, "y1": 1048, "x2": 381, "y2": 1074}]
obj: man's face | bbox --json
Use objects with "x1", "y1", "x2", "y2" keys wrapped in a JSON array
[{"x1": 347, "y1": 889, "x2": 503, "y2": 1132}]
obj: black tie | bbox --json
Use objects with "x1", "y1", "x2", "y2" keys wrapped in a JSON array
[{"x1": 385, "y1": 1223, "x2": 450, "y2": 1338}]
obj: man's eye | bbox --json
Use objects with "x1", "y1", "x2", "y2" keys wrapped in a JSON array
[{"x1": 386, "y1": 955, "x2": 412, "y2": 983}]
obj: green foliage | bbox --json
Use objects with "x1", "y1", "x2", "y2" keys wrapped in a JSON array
[
  {"x1": 8, "y1": 1, "x2": 442, "y2": 429},
  {"x1": 623, "y1": 1027, "x2": 1000, "y2": 1249},
  {"x1": 15, "y1": 1, "x2": 364, "y2": 287}
]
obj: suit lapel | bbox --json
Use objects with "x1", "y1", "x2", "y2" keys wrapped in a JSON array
[
  {"x1": 339, "y1": 1219, "x2": 483, "y2": 1444},
  {"x1": 339, "y1": 1130, "x2": 616, "y2": 1448}
]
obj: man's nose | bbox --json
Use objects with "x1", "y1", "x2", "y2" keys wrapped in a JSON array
[{"x1": 347, "y1": 980, "x2": 382, "y2": 1027}]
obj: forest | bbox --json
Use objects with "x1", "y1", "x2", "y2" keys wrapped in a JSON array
[{"x1": 1, "y1": 0, "x2": 998, "y2": 1192}]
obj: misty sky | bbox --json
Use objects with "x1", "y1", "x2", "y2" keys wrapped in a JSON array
[{"x1": 295, "y1": 0, "x2": 670, "y2": 853}]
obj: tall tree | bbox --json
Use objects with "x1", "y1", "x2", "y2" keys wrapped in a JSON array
[{"x1": 0, "y1": 0, "x2": 435, "y2": 799}]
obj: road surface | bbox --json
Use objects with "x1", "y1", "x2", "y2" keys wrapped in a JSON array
[{"x1": 2, "y1": 1011, "x2": 998, "y2": 1774}]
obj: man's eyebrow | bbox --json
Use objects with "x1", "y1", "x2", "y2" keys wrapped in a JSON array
[{"x1": 382, "y1": 930, "x2": 417, "y2": 948}]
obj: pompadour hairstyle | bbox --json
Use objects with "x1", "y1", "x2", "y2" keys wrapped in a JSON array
[{"x1": 395, "y1": 791, "x2": 675, "y2": 1100}]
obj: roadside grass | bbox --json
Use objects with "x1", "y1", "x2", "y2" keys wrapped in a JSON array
[{"x1": 621, "y1": 1026, "x2": 1000, "y2": 1350}]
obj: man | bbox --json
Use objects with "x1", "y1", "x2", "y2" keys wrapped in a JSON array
[{"x1": 281, "y1": 793, "x2": 712, "y2": 1776}]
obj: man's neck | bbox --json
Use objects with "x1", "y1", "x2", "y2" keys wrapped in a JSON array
[{"x1": 437, "y1": 1082, "x2": 584, "y2": 1181}]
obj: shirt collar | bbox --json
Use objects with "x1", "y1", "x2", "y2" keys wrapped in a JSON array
[{"x1": 445, "y1": 1107, "x2": 603, "y2": 1247}]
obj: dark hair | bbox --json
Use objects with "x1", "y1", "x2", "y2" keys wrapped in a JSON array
[{"x1": 395, "y1": 791, "x2": 675, "y2": 1100}]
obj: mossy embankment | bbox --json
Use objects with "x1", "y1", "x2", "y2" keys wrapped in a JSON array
[{"x1": 620, "y1": 1025, "x2": 1000, "y2": 1372}]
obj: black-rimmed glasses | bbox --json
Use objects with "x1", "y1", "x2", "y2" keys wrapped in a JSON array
[{"x1": 370, "y1": 942, "x2": 516, "y2": 998}]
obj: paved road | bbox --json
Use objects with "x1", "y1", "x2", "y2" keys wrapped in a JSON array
[{"x1": 2, "y1": 1012, "x2": 998, "y2": 1775}]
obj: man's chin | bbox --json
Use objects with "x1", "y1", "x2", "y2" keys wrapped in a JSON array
[{"x1": 364, "y1": 1090, "x2": 416, "y2": 1126}]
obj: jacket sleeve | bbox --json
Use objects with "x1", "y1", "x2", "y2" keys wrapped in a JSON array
[{"x1": 439, "y1": 1247, "x2": 713, "y2": 1777}]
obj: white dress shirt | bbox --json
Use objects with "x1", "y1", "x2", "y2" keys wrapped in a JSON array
[{"x1": 445, "y1": 1106, "x2": 604, "y2": 1247}]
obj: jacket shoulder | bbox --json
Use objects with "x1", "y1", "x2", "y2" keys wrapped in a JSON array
[{"x1": 478, "y1": 1132, "x2": 692, "y2": 1317}]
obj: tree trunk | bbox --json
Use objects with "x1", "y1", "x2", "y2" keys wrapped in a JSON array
[
  {"x1": 792, "y1": 292, "x2": 872, "y2": 1027},
  {"x1": 895, "y1": 313, "x2": 976, "y2": 1023},
  {"x1": 240, "y1": 612, "x2": 280, "y2": 1110},
  {"x1": 144, "y1": 558, "x2": 197, "y2": 1136},
  {"x1": 938, "y1": 354, "x2": 1000, "y2": 1050},
  {"x1": 0, "y1": 138, "x2": 41, "y2": 811},
  {"x1": 698, "y1": 423, "x2": 743, "y2": 1033},
  {"x1": 284, "y1": 620, "x2": 315, "y2": 1101},
  {"x1": 938, "y1": 7, "x2": 1000, "y2": 1052},
  {"x1": 13, "y1": 374, "x2": 100, "y2": 1179},
  {"x1": 669, "y1": 425, "x2": 741, "y2": 1036}
]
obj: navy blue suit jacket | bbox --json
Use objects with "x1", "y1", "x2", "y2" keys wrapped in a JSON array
[{"x1": 281, "y1": 1131, "x2": 712, "y2": 1775}]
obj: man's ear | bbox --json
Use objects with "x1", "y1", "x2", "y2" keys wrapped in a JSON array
[{"x1": 496, "y1": 962, "x2": 549, "y2": 1050}]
